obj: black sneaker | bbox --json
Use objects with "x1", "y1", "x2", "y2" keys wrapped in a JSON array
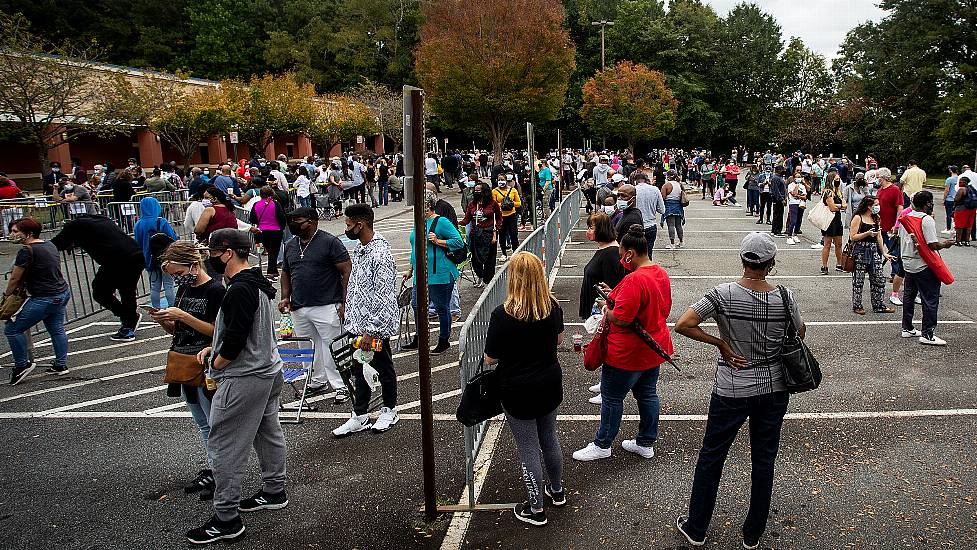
[
  {"x1": 743, "y1": 534, "x2": 760, "y2": 549},
  {"x1": 544, "y1": 485, "x2": 566, "y2": 507},
  {"x1": 820, "y1": 266, "x2": 829, "y2": 275},
  {"x1": 401, "y1": 338, "x2": 418, "y2": 351},
  {"x1": 431, "y1": 340, "x2": 450, "y2": 355},
  {"x1": 110, "y1": 328, "x2": 136, "y2": 342},
  {"x1": 186, "y1": 514, "x2": 245, "y2": 545},
  {"x1": 835, "y1": 265, "x2": 845, "y2": 272},
  {"x1": 9, "y1": 362, "x2": 35, "y2": 386},
  {"x1": 185, "y1": 469, "x2": 214, "y2": 494},
  {"x1": 333, "y1": 387, "x2": 350, "y2": 404},
  {"x1": 305, "y1": 383, "x2": 329, "y2": 396},
  {"x1": 44, "y1": 364, "x2": 69, "y2": 376},
  {"x1": 513, "y1": 501, "x2": 547, "y2": 526},
  {"x1": 675, "y1": 515, "x2": 705, "y2": 547},
  {"x1": 239, "y1": 489, "x2": 288, "y2": 512}
]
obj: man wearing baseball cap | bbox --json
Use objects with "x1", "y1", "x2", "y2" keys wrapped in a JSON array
[
  {"x1": 186, "y1": 228, "x2": 288, "y2": 544},
  {"x1": 674, "y1": 231, "x2": 805, "y2": 549}
]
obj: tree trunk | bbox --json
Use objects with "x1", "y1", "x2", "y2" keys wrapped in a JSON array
[{"x1": 488, "y1": 121, "x2": 511, "y2": 167}]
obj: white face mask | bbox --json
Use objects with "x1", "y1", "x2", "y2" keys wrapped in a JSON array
[
  {"x1": 871, "y1": 205, "x2": 881, "y2": 215},
  {"x1": 602, "y1": 205, "x2": 616, "y2": 215}
]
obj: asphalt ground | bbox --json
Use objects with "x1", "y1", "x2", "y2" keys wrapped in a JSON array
[{"x1": 2, "y1": 184, "x2": 976, "y2": 549}]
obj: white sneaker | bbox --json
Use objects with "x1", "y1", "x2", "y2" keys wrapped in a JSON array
[
  {"x1": 621, "y1": 439, "x2": 655, "y2": 459},
  {"x1": 901, "y1": 328, "x2": 922, "y2": 338},
  {"x1": 332, "y1": 414, "x2": 372, "y2": 437},
  {"x1": 473, "y1": 280, "x2": 485, "y2": 289},
  {"x1": 675, "y1": 242, "x2": 684, "y2": 249},
  {"x1": 786, "y1": 237, "x2": 796, "y2": 245},
  {"x1": 889, "y1": 294, "x2": 903, "y2": 306},
  {"x1": 372, "y1": 407, "x2": 399, "y2": 432},
  {"x1": 665, "y1": 244, "x2": 674, "y2": 250},
  {"x1": 572, "y1": 442, "x2": 611, "y2": 461},
  {"x1": 588, "y1": 394, "x2": 602, "y2": 405},
  {"x1": 914, "y1": 296, "x2": 922, "y2": 304},
  {"x1": 810, "y1": 243, "x2": 822, "y2": 249},
  {"x1": 919, "y1": 335, "x2": 947, "y2": 346},
  {"x1": 793, "y1": 237, "x2": 801, "y2": 244},
  {"x1": 588, "y1": 382, "x2": 601, "y2": 393},
  {"x1": 942, "y1": 229, "x2": 953, "y2": 236}
]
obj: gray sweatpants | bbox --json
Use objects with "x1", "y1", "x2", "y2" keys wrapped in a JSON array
[
  {"x1": 505, "y1": 409, "x2": 563, "y2": 512},
  {"x1": 209, "y1": 373, "x2": 287, "y2": 521}
]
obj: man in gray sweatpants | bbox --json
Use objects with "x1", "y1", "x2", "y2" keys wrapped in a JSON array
[{"x1": 186, "y1": 229, "x2": 288, "y2": 545}]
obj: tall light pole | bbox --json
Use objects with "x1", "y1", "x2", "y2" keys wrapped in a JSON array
[
  {"x1": 971, "y1": 129, "x2": 977, "y2": 168},
  {"x1": 591, "y1": 20, "x2": 615, "y2": 70}
]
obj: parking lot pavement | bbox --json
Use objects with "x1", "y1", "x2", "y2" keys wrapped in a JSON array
[{"x1": 2, "y1": 188, "x2": 976, "y2": 549}]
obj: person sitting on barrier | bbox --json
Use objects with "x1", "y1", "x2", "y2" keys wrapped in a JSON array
[
  {"x1": 151, "y1": 240, "x2": 226, "y2": 500},
  {"x1": 573, "y1": 223, "x2": 672, "y2": 462},
  {"x1": 51, "y1": 213, "x2": 144, "y2": 342},
  {"x1": 187, "y1": 229, "x2": 287, "y2": 545},
  {"x1": 134, "y1": 196, "x2": 179, "y2": 309},
  {"x1": 194, "y1": 186, "x2": 240, "y2": 245},
  {"x1": 4, "y1": 217, "x2": 72, "y2": 385},
  {"x1": 332, "y1": 204, "x2": 401, "y2": 437},
  {"x1": 483, "y1": 251, "x2": 566, "y2": 526},
  {"x1": 402, "y1": 191, "x2": 465, "y2": 355}
]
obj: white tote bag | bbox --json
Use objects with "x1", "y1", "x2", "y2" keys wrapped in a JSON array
[{"x1": 807, "y1": 198, "x2": 834, "y2": 231}]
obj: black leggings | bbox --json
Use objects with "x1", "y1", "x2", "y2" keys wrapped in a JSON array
[
  {"x1": 759, "y1": 193, "x2": 772, "y2": 222},
  {"x1": 351, "y1": 339, "x2": 396, "y2": 415},
  {"x1": 469, "y1": 226, "x2": 497, "y2": 283},
  {"x1": 259, "y1": 229, "x2": 283, "y2": 275},
  {"x1": 500, "y1": 214, "x2": 520, "y2": 254}
]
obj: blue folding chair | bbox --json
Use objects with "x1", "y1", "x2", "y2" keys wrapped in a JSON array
[{"x1": 277, "y1": 337, "x2": 317, "y2": 424}]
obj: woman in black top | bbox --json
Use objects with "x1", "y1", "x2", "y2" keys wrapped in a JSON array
[
  {"x1": 819, "y1": 174, "x2": 847, "y2": 274},
  {"x1": 151, "y1": 240, "x2": 226, "y2": 498},
  {"x1": 459, "y1": 182, "x2": 503, "y2": 288},
  {"x1": 848, "y1": 196, "x2": 896, "y2": 315},
  {"x1": 579, "y1": 212, "x2": 627, "y2": 319},
  {"x1": 4, "y1": 217, "x2": 71, "y2": 385},
  {"x1": 484, "y1": 252, "x2": 565, "y2": 527}
]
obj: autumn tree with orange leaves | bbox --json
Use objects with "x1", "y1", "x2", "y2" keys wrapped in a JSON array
[
  {"x1": 415, "y1": 0, "x2": 575, "y2": 164},
  {"x1": 581, "y1": 61, "x2": 678, "y2": 153}
]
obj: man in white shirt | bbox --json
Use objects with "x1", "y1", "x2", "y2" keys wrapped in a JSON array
[{"x1": 424, "y1": 153, "x2": 439, "y2": 189}]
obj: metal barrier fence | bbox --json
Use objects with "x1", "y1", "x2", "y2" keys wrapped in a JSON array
[{"x1": 456, "y1": 187, "x2": 582, "y2": 508}]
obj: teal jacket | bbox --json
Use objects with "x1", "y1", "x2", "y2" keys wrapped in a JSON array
[{"x1": 410, "y1": 216, "x2": 464, "y2": 285}]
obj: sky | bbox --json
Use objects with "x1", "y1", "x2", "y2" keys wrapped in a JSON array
[{"x1": 702, "y1": 0, "x2": 888, "y2": 60}]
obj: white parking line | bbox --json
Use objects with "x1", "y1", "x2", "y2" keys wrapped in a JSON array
[
  {"x1": 0, "y1": 325, "x2": 160, "y2": 359},
  {"x1": 24, "y1": 335, "x2": 171, "y2": 365},
  {"x1": 555, "y1": 274, "x2": 852, "y2": 279},
  {"x1": 36, "y1": 385, "x2": 167, "y2": 415},
  {"x1": 0, "y1": 365, "x2": 165, "y2": 404}
]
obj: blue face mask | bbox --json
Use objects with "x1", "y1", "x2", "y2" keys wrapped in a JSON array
[{"x1": 616, "y1": 199, "x2": 629, "y2": 210}]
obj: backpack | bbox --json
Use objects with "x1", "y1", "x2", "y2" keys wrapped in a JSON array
[
  {"x1": 147, "y1": 218, "x2": 175, "y2": 271},
  {"x1": 432, "y1": 216, "x2": 467, "y2": 267},
  {"x1": 965, "y1": 185, "x2": 977, "y2": 209},
  {"x1": 500, "y1": 188, "x2": 515, "y2": 212}
]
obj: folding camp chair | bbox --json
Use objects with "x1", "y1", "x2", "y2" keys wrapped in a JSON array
[
  {"x1": 330, "y1": 332, "x2": 383, "y2": 413},
  {"x1": 278, "y1": 337, "x2": 318, "y2": 424},
  {"x1": 396, "y1": 279, "x2": 414, "y2": 351},
  {"x1": 456, "y1": 226, "x2": 477, "y2": 285}
]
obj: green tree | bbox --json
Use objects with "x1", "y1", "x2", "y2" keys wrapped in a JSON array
[
  {"x1": 416, "y1": 0, "x2": 576, "y2": 163},
  {"x1": 581, "y1": 61, "x2": 678, "y2": 152},
  {"x1": 352, "y1": 79, "x2": 403, "y2": 152},
  {"x1": 220, "y1": 74, "x2": 318, "y2": 154},
  {"x1": 187, "y1": 0, "x2": 273, "y2": 79}
]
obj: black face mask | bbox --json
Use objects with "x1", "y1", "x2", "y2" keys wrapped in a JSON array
[
  {"x1": 472, "y1": 191, "x2": 484, "y2": 202},
  {"x1": 344, "y1": 223, "x2": 360, "y2": 241},
  {"x1": 208, "y1": 251, "x2": 228, "y2": 275},
  {"x1": 287, "y1": 221, "x2": 307, "y2": 235}
]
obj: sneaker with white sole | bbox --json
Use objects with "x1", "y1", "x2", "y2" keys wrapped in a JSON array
[
  {"x1": 810, "y1": 243, "x2": 822, "y2": 249},
  {"x1": 588, "y1": 394, "x2": 602, "y2": 405},
  {"x1": 675, "y1": 242, "x2": 684, "y2": 249},
  {"x1": 901, "y1": 328, "x2": 922, "y2": 338},
  {"x1": 889, "y1": 294, "x2": 903, "y2": 306},
  {"x1": 239, "y1": 489, "x2": 288, "y2": 512},
  {"x1": 372, "y1": 407, "x2": 399, "y2": 432},
  {"x1": 675, "y1": 515, "x2": 705, "y2": 547},
  {"x1": 914, "y1": 296, "x2": 922, "y2": 304},
  {"x1": 588, "y1": 382, "x2": 601, "y2": 393},
  {"x1": 544, "y1": 484, "x2": 566, "y2": 507},
  {"x1": 786, "y1": 237, "x2": 796, "y2": 245},
  {"x1": 919, "y1": 334, "x2": 947, "y2": 346},
  {"x1": 513, "y1": 501, "x2": 547, "y2": 526},
  {"x1": 743, "y1": 537, "x2": 760, "y2": 550},
  {"x1": 572, "y1": 442, "x2": 611, "y2": 461},
  {"x1": 186, "y1": 514, "x2": 245, "y2": 545},
  {"x1": 9, "y1": 362, "x2": 35, "y2": 386},
  {"x1": 665, "y1": 244, "x2": 674, "y2": 250},
  {"x1": 622, "y1": 439, "x2": 655, "y2": 458},
  {"x1": 332, "y1": 413, "x2": 372, "y2": 437}
]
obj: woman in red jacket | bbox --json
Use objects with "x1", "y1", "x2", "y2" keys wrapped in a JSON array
[
  {"x1": 573, "y1": 223, "x2": 673, "y2": 461},
  {"x1": 723, "y1": 159, "x2": 741, "y2": 200}
]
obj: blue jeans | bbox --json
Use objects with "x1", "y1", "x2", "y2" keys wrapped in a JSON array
[
  {"x1": 430, "y1": 279, "x2": 461, "y2": 318},
  {"x1": 182, "y1": 384, "x2": 214, "y2": 467},
  {"x1": 881, "y1": 231, "x2": 903, "y2": 277},
  {"x1": 4, "y1": 288, "x2": 71, "y2": 368},
  {"x1": 297, "y1": 195, "x2": 311, "y2": 208},
  {"x1": 594, "y1": 364, "x2": 660, "y2": 449},
  {"x1": 685, "y1": 391, "x2": 789, "y2": 542},
  {"x1": 148, "y1": 269, "x2": 175, "y2": 309},
  {"x1": 378, "y1": 181, "x2": 389, "y2": 206},
  {"x1": 786, "y1": 204, "x2": 801, "y2": 236},
  {"x1": 413, "y1": 280, "x2": 454, "y2": 342},
  {"x1": 747, "y1": 189, "x2": 760, "y2": 213}
]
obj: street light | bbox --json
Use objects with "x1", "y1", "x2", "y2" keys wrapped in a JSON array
[
  {"x1": 591, "y1": 20, "x2": 615, "y2": 70},
  {"x1": 971, "y1": 129, "x2": 977, "y2": 168}
]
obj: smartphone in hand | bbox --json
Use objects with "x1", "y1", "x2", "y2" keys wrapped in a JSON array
[{"x1": 140, "y1": 305, "x2": 160, "y2": 314}]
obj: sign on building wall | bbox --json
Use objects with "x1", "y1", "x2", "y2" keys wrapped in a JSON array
[{"x1": 229, "y1": 132, "x2": 239, "y2": 144}]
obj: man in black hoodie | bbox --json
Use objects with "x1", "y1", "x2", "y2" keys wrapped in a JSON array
[
  {"x1": 51, "y1": 214, "x2": 144, "y2": 341},
  {"x1": 187, "y1": 228, "x2": 287, "y2": 545}
]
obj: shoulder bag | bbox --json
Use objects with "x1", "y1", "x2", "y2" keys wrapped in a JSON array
[
  {"x1": 776, "y1": 286, "x2": 821, "y2": 393},
  {"x1": 162, "y1": 289, "x2": 206, "y2": 387},
  {"x1": 839, "y1": 240, "x2": 856, "y2": 272},
  {"x1": 0, "y1": 245, "x2": 32, "y2": 320},
  {"x1": 456, "y1": 357, "x2": 503, "y2": 426},
  {"x1": 806, "y1": 197, "x2": 834, "y2": 231}
]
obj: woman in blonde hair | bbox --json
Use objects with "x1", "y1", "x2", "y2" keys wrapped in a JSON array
[
  {"x1": 483, "y1": 251, "x2": 566, "y2": 527},
  {"x1": 150, "y1": 240, "x2": 226, "y2": 499}
]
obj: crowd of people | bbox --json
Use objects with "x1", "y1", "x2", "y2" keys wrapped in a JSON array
[{"x1": 0, "y1": 143, "x2": 968, "y2": 547}]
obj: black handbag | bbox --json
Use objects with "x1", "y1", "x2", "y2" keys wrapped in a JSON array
[
  {"x1": 455, "y1": 358, "x2": 503, "y2": 427},
  {"x1": 777, "y1": 286, "x2": 822, "y2": 393}
]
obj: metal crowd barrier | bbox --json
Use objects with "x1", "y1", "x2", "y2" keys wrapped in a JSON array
[{"x1": 456, "y1": 187, "x2": 582, "y2": 508}]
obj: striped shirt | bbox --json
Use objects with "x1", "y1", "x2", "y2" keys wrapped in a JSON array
[{"x1": 690, "y1": 283, "x2": 803, "y2": 398}]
